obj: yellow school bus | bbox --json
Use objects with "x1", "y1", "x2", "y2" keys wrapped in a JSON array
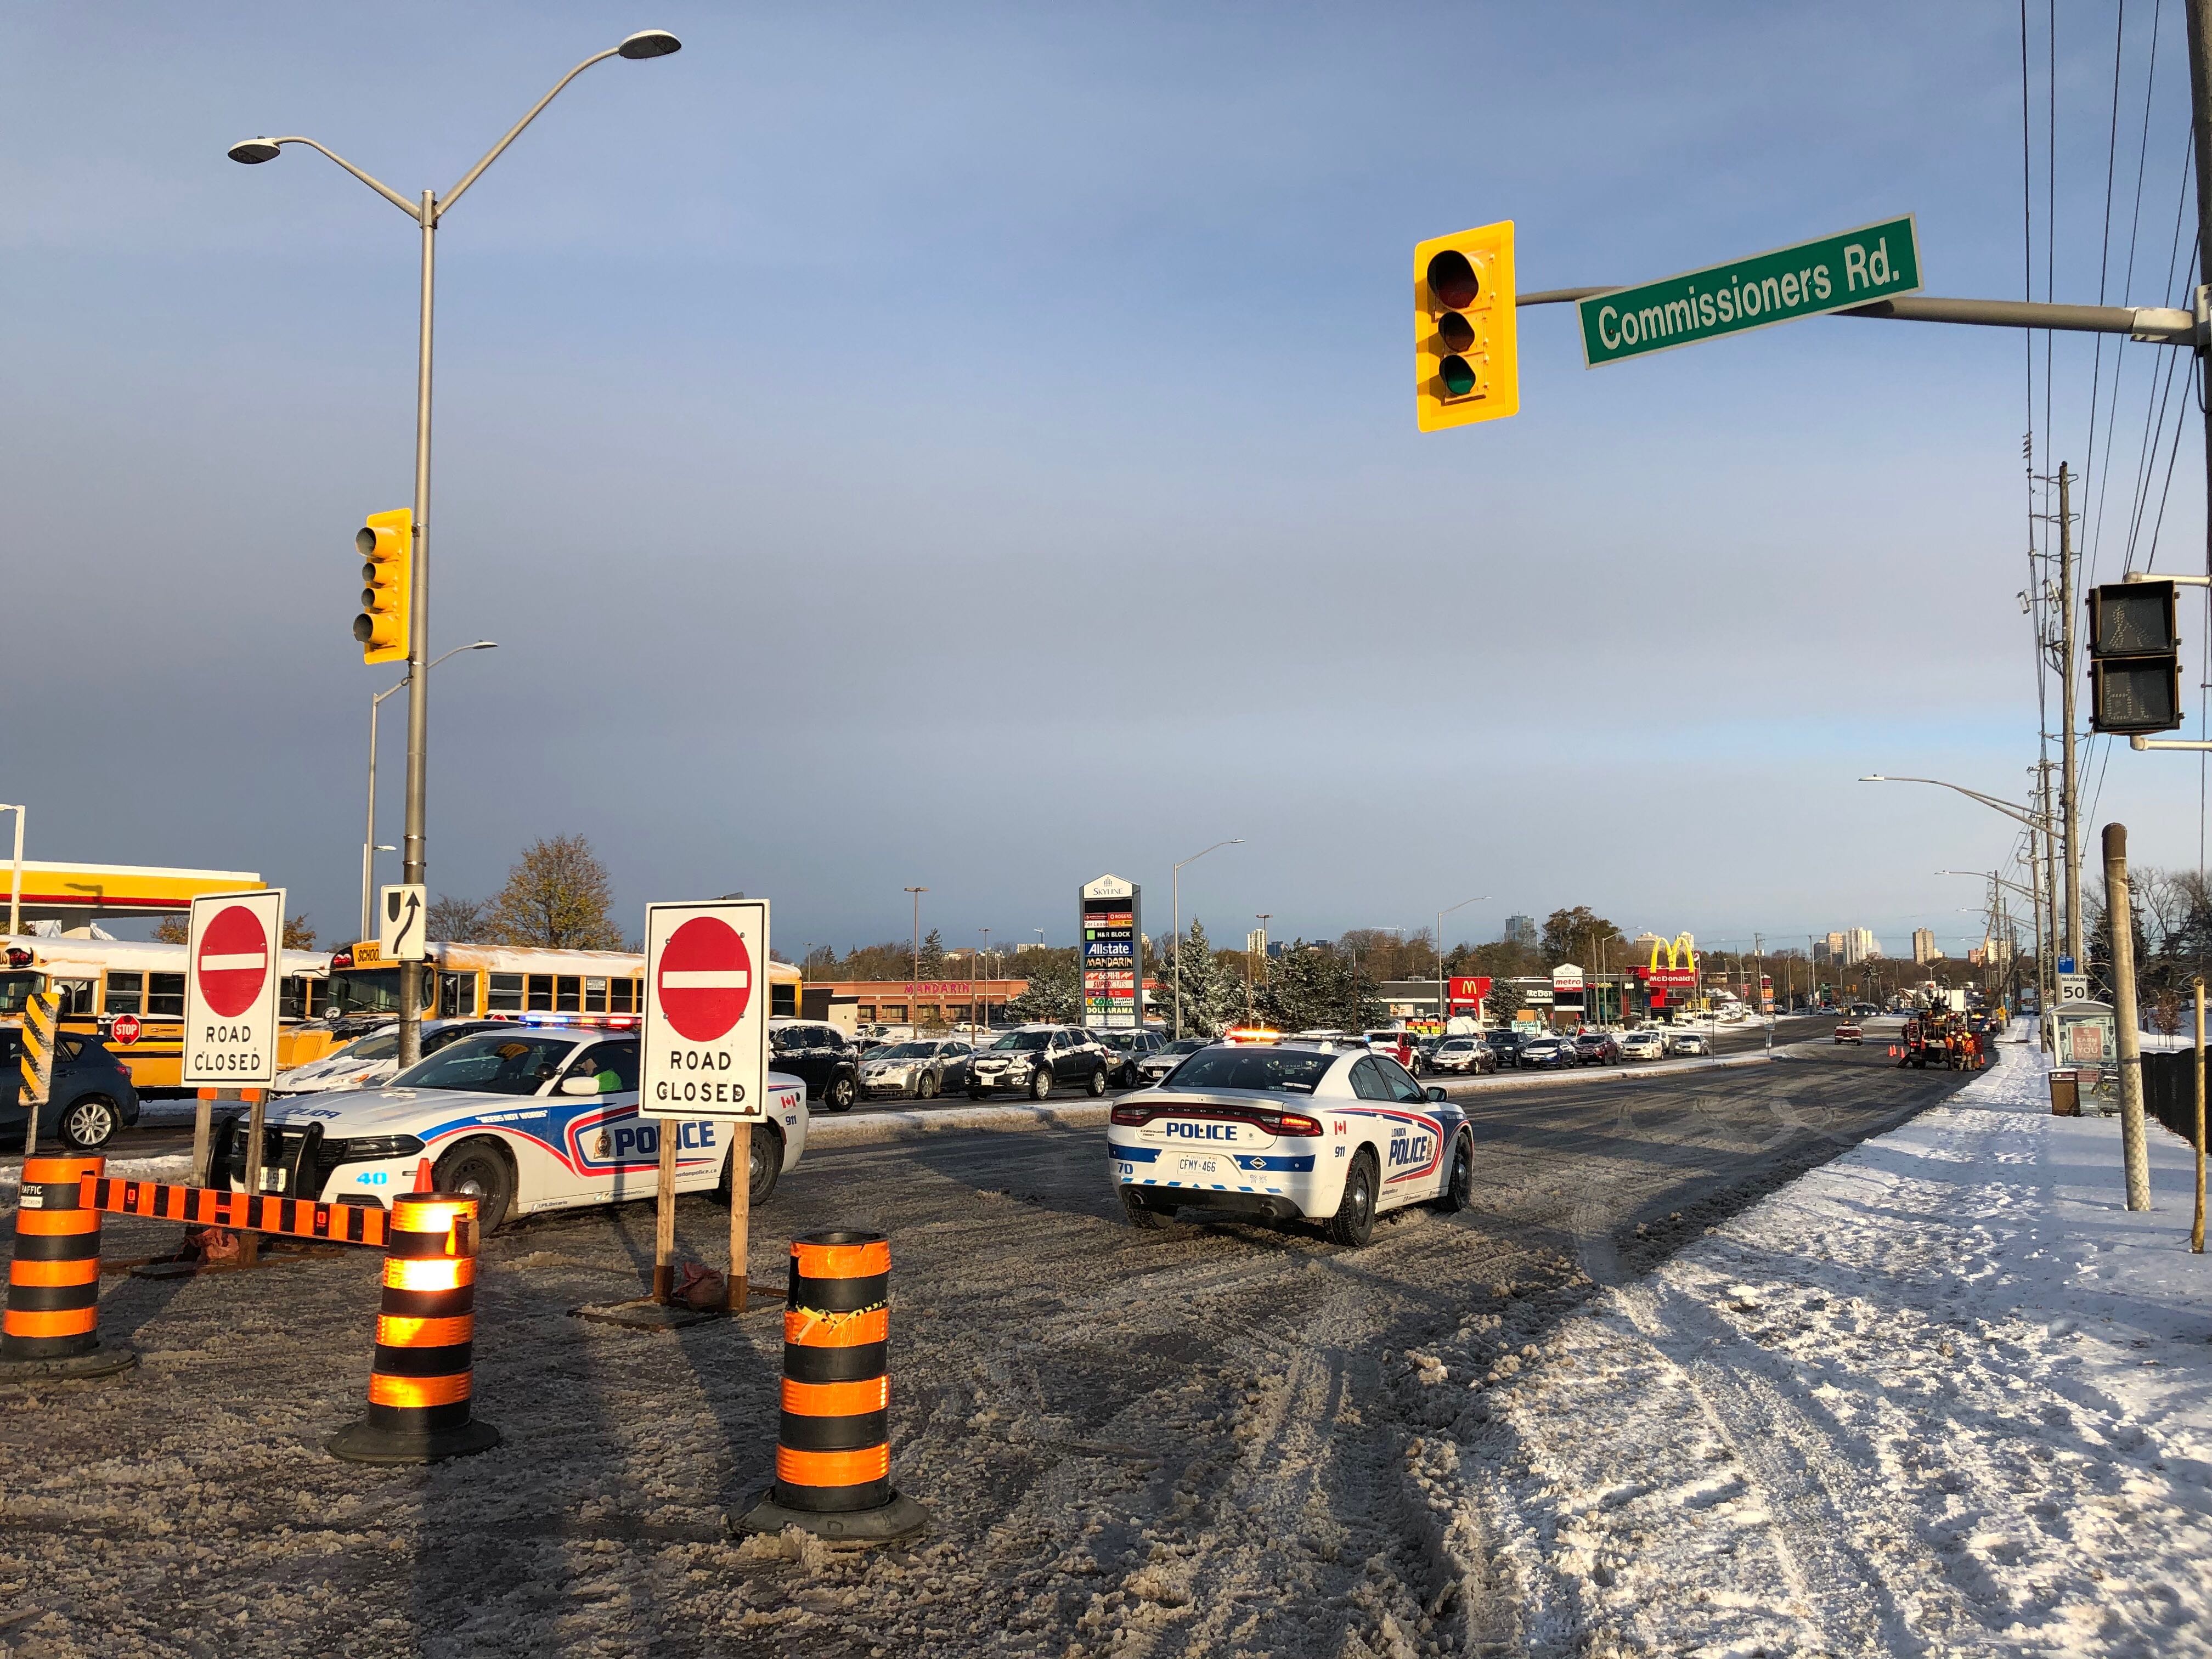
[{"x1": 1, "y1": 935, "x2": 334, "y2": 1092}]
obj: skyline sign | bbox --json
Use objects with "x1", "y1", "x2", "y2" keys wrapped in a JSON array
[
  {"x1": 1080, "y1": 874, "x2": 1141, "y2": 1029},
  {"x1": 1578, "y1": 216, "x2": 1921, "y2": 367}
]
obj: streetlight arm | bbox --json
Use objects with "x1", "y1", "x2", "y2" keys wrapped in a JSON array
[
  {"x1": 263, "y1": 137, "x2": 420, "y2": 217},
  {"x1": 1173, "y1": 838, "x2": 1245, "y2": 876},
  {"x1": 438, "y1": 47, "x2": 622, "y2": 216},
  {"x1": 1861, "y1": 775, "x2": 2052, "y2": 834}
]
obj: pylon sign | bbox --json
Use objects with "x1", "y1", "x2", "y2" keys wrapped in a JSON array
[
  {"x1": 640, "y1": 899, "x2": 769, "y2": 1119},
  {"x1": 182, "y1": 888, "x2": 286, "y2": 1086}
]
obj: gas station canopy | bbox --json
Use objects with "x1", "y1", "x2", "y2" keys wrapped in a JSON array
[{"x1": 3, "y1": 860, "x2": 266, "y2": 924}]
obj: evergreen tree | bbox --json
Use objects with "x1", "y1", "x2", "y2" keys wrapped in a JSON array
[
  {"x1": 1005, "y1": 952, "x2": 1080, "y2": 1023},
  {"x1": 1160, "y1": 920, "x2": 1239, "y2": 1036},
  {"x1": 1255, "y1": 943, "x2": 1381, "y2": 1032},
  {"x1": 918, "y1": 928, "x2": 947, "y2": 975}
]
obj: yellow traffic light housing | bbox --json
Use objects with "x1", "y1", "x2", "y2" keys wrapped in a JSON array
[
  {"x1": 1415, "y1": 221, "x2": 1517, "y2": 430},
  {"x1": 356, "y1": 509, "x2": 412, "y2": 665}
]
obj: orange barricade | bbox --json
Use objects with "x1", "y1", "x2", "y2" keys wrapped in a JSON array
[
  {"x1": 328, "y1": 1192, "x2": 499, "y2": 1464},
  {"x1": 735, "y1": 1228, "x2": 926, "y2": 1540},
  {"x1": 0, "y1": 1155, "x2": 136, "y2": 1381},
  {"x1": 82, "y1": 1176, "x2": 392, "y2": 1249}
]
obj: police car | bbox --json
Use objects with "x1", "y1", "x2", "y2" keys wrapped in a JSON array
[
  {"x1": 1106, "y1": 1037, "x2": 1473, "y2": 1246},
  {"x1": 218, "y1": 1023, "x2": 807, "y2": 1232}
]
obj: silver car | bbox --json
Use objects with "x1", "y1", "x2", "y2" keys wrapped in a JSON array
[{"x1": 860, "y1": 1039, "x2": 973, "y2": 1100}]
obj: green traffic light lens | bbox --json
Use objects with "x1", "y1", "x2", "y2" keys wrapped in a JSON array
[
  {"x1": 1426, "y1": 250, "x2": 1480, "y2": 311},
  {"x1": 1439, "y1": 354, "x2": 1477, "y2": 398},
  {"x1": 1437, "y1": 311, "x2": 1476, "y2": 353}
]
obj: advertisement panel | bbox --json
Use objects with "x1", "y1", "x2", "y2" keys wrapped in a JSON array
[
  {"x1": 1080, "y1": 874, "x2": 1142, "y2": 1029},
  {"x1": 1551, "y1": 963, "x2": 1585, "y2": 1011},
  {"x1": 1446, "y1": 975, "x2": 1492, "y2": 1010}
]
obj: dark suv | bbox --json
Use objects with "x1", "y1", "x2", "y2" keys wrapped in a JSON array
[
  {"x1": 967, "y1": 1026, "x2": 1112, "y2": 1099},
  {"x1": 1483, "y1": 1029, "x2": 1530, "y2": 1068},
  {"x1": 766, "y1": 1019, "x2": 862, "y2": 1111},
  {"x1": 0, "y1": 1029, "x2": 142, "y2": 1150}
]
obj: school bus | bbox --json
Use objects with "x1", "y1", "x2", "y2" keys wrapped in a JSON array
[{"x1": 1, "y1": 935, "x2": 335, "y2": 1093}]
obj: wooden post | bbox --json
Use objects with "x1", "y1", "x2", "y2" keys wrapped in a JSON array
[
  {"x1": 190, "y1": 1088, "x2": 217, "y2": 1187},
  {"x1": 725, "y1": 1121, "x2": 752, "y2": 1314},
  {"x1": 2196, "y1": 978, "x2": 2207, "y2": 1256},
  {"x1": 652, "y1": 1116, "x2": 678, "y2": 1304},
  {"x1": 238, "y1": 1087, "x2": 266, "y2": 1268},
  {"x1": 2104, "y1": 823, "x2": 2153, "y2": 1212}
]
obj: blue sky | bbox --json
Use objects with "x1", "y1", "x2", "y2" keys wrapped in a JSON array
[{"x1": 2, "y1": 1, "x2": 2203, "y2": 960}]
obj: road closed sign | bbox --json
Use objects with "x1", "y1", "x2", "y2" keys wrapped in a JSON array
[
  {"x1": 640, "y1": 899, "x2": 769, "y2": 1120},
  {"x1": 182, "y1": 888, "x2": 286, "y2": 1086}
]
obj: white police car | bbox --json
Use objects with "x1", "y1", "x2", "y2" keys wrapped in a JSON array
[
  {"x1": 218, "y1": 1024, "x2": 807, "y2": 1232},
  {"x1": 1107, "y1": 1037, "x2": 1472, "y2": 1247}
]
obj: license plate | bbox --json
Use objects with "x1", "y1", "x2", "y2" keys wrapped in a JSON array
[
  {"x1": 1175, "y1": 1156, "x2": 1221, "y2": 1176},
  {"x1": 258, "y1": 1168, "x2": 287, "y2": 1193}
]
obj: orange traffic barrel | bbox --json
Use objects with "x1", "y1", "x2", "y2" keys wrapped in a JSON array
[
  {"x1": 0, "y1": 1155, "x2": 134, "y2": 1381},
  {"x1": 328, "y1": 1192, "x2": 500, "y2": 1464},
  {"x1": 735, "y1": 1228, "x2": 927, "y2": 1541}
]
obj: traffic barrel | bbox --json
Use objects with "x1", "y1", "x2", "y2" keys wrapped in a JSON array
[
  {"x1": 0, "y1": 1155, "x2": 135, "y2": 1381},
  {"x1": 735, "y1": 1228, "x2": 927, "y2": 1541},
  {"x1": 328, "y1": 1192, "x2": 499, "y2": 1464}
]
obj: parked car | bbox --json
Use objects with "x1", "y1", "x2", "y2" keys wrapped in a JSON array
[
  {"x1": 1423, "y1": 1036, "x2": 1499, "y2": 1076},
  {"x1": 1516, "y1": 1035, "x2": 1578, "y2": 1070},
  {"x1": 766, "y1": 1019, "x2": 863, "y2": 1111},
  {"x1": 967, "y1": 1025, "x2": 1113, "y2": 1100},
  {"x1": 272, "y1": 1018, "x2": 512, "y2": 1096},
  {"x1": 1617, "y1": 1030, "x2": 1666, "y2": 1062},
  {"x1": 1832, "y1": 1022, "x2": 1865, "y2": 1045},
  {"x1": 0, "y1": 1029, "x2": 141, "y2": 1150},
  {"x1": 1137, "y1": 1036, "x2": 1209, "y2": 1086},
  {"x1": 1666, "y1": 1029, "x2": 1712, "y2": 1057},
  {"x1": 1097, "y1": 1029, "x2": 1174, "y2": 1087},
  {"x1": 1572, "y1": 1031, "x2": 1621, "y2": 1065},
  {"x1": 860, "y1": 1038, "x2": 973, "y2": 1098},
  {"x1": 1483, "y1": 1030, "x2": 1532, "y2": 1069}
]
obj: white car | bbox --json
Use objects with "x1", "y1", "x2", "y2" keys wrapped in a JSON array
[
  {"x1": 1107, "y1": 1039, "x2": 1472, "y2": 1247},
  {"x1": 221, "y1": 1024, "x2": 808, "y2": 1231},
  {"x1": 861, "y1": 1039, "x2": 972, "y2": 1099},
  {"x1": 1617, "y1": 1030, "x2": 1666, "y2": 1062},
  {"x1": 1666, "y1": 1029, "x2": 1712, "y2": 1057},
  {"x1": 269, "y1": 1019, "x2": 512, "y2": 1096}
]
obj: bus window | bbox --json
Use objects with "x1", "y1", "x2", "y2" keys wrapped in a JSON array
[
  {"x1": 527, "y1": 975, "x2": 554, "y2": 1012},
  {"x1": 280, "y1": 977, "x2": 308, "y2": 1020},
  {"x1": 556, "y1": 976, "x2": 580, "y2": 1013},
  {"x1": 584, "y1": 977, "x2": 607, "y2": 1013},
  {"x1": 441, "y1": 972, "x2": 476, "y2": 1017},
  {"x1": 148, "y1": 973, "x2": 186, "y2": 1018},
  {"x1": 487, "y1": 973, "x2": 522, "y2": 1013},
  {"x1": 105, "y1": 971, "x2": 144, "y2": 1015},
  {"x1": 609, "y1": 978, "x2": 634, "y2": 1014}
]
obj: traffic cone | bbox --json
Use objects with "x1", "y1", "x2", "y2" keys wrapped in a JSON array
[{"x1": 0, "y1": 1155, "x2": 135, "y2": 1381}]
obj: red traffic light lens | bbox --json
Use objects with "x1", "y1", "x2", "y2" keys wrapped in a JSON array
[{"x1": 1426, "y1": 250, "x2": 1480, "y2": 310}]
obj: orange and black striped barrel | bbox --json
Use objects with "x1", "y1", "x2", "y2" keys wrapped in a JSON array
[
  {"x1": 328, "y1": 1192, "x2": 500, "y2": 1464},
  {"x1": 776, "y1": 1229, "x2": 894, "y2": 1513},
  {"x1": 1, "y1": 1155, "x2": 106, "y2": 1362}
]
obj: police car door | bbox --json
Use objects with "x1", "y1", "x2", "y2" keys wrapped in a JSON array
[
  {"x1": 1371, "y1": 1055, "x2": 1445, "y2": 1205},
  {"x1": 548, "y1": 1039, "x2": 648, "y2": 1205}
]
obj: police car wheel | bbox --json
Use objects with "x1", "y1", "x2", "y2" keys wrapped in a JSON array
[
  {"x1": 433, "y1": 1138, "x2": 515, "y2": 1233},
  {"x1": 1121, "y1": 1188, "x2": 1178, "y2": 1231},
  {"x1": 1435, "y1": 1131, "x2": 1474, "y2": 1214},
  {"x1": 59, "y1": 1095, "x2": 118, "y2": 1151},
  {"x1": 1324, "y1": 1150, "x2": 1377, "y2": 1248},
  {"x1": 1085, "y1": 1066, "x2": 1108, "y2": 1097},
  {"x1": 1029, "y1": 1068, "x2": 1053, "y2": 1102},
  {"x1": 721, "y1": 1123, "x2": 783, "y2": 1205}
]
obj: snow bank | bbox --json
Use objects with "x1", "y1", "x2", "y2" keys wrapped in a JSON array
[
  {"x1": 1419, "y1": 1021, "x2": 2212, "y2": 1654},
  {"x1": 0, "y1": 1152, "x2": 189, "y2": 1197}
]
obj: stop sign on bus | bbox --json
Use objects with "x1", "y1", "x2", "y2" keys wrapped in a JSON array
[
  {"x1": 640, "y1": 898, "x2": 769, "y2": 1119},
  {"x1": 181, "y1": 888, "x2": 286, "y2": 1087}
]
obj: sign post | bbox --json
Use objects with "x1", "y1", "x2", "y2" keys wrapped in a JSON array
[
  {"x1": 182, "y1": 889, "x2": 285, "y2": 1265},
  {"x1": 1080, "y1": 876, "x2": 1142, "y2": 1030},
  {"x1": 640, "y1": 899, "x2": 770, "y2": 1313}
]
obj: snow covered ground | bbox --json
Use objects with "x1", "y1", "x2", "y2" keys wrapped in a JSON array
[{"x1": 1416, "y1": 1023, "x2": 2212, "y2": 1655}]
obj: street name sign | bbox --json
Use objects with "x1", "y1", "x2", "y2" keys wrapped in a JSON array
[
  {"x1": 182, "y1": 888, "x2": 285, "y2": 1086},
  {"x1": 1578, "y1": 216, "x2": 1920, "y2": 366},
  {"x1": 379, "y1": 883, "x2": 427, "y2": 961},
  {"x1": 641, "y1": 899, "x2": 769, "y2": 1120}
]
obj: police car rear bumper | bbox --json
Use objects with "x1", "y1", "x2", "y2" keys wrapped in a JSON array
[{"x1": 1128, "y1": 1186, "x2": 1304, "y2": 1222}]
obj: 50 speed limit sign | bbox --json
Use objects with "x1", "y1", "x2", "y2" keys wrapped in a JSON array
[
  {"x1": 640, "y1": 898, "x2": 769, "y2": 1119},
  {"x1": 181, "y1": 887, "x2": 286, "y2": 1086}
]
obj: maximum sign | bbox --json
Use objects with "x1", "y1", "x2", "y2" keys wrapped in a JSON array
[
  {"x1": 641, "y1": 898, "x2": 770, "y2": 1120},
  {"x1": 182, "y1": 887, "x2": 286, "y2": 1086}
]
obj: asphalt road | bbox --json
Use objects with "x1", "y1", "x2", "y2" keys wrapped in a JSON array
[{"x1": 0, "y1": 1031, "x2": 1956, "y2": 1657}]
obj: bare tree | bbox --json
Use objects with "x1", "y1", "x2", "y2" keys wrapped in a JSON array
[
  {"x1": 428, "y1": 894, "x2": 490, "y2": 942},
  {"x1": 484, "y1": 835, "x2": 622, "y2": 951}
]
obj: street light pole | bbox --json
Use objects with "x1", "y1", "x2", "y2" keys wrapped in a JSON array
[
  {"x1": 362, "y1": 640, "x2": 495, "y2": 941},
  {"x1": 905, "y1": 888, "x2": 927, "y2": 1018},
  {"x1": 1435, "y1": 895, "x2": 1489, "y2": 1032},
  {"x1": 229, "y1": 29, "x2": 682, "y2": 1065},
  {"x1": 1170, "y1": 838, "x2": 1244, "y2": 1039},
  {"x1": 0, "y1": 805, "x2": 22, "y2": 938}
]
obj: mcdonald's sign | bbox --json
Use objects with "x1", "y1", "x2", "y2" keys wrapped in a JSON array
[{"x1": 1642, "y1": 933, "x2": 1699, "y2": 990}]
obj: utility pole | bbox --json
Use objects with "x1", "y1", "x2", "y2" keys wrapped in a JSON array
[
  {"x1": 2189, "y1": 2, "x2": 2212, "y2": 594},
  {"x1": 2059, "y1": 463, "x2": 2083, "y2": 971},
  {"x1": 904, "y1": 887, "x2": 927, "y2": 1019},
  {"x1": 2104, "y1": 824, "x2": 2154, "y2": 1211}
]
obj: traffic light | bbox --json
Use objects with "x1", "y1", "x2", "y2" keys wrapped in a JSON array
[
  {"x1": 2087, "y1": 579, "x2": 2182, "y2": 735},
  {"x1": 355, "y1": 509, "x2": 412, "y2": 665},
  {"x1": 1414, "y1": 221, "x2": 1517, "y2": 431}
]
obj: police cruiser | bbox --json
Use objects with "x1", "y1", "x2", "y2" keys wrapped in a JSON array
[
  {"x1": 214, "y1": 1023, "x2": 806, "y2": 1232},
  {"x1": 1107, "y1": 1036, "x2": 1472, "y2": 1246}
]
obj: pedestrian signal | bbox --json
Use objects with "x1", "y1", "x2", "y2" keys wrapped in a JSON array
[
  {"x1": 1415, "y1": 221, "x2": 1517, "y2": 431},
  {"x1": 356, "y1": 509, "x2": 412, "y2": 665},
  {"x1": 2087, "y1": 579, "x2": 2182, "y2": 735}
]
